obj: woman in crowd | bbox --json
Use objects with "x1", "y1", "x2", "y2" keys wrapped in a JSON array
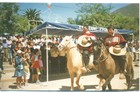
[{"x1": 50, "y1": 44, "x2": 59, "y2": 74}]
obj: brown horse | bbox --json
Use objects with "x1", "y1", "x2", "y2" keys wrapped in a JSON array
[
  {"x1": 57, "y1": 36, "x2": 85, "y2": 91},
  {"x1": 87, "y1": 40, "x2": 134, "y2": 90}
]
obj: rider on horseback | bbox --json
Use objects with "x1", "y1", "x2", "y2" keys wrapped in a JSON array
[
  {"x1": 77, "y1": 26, "x2": 97, "y2": 73},
  {"x1": 104, "y1": 26, "x2": 127, "y2": 79}
]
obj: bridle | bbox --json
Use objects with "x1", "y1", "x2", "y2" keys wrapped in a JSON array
[
  {"x1": 93, "y1": 41, "x2": 109, "y2": 64},
  {"x1": 59, "y1": 38, "x2": 76, "y2": 51}
]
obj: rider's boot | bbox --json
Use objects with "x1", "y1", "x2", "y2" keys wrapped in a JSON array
[{"x1": 119, "y1": 56, "x2": 126, "y2": 79}]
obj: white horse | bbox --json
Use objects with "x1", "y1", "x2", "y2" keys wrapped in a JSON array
[{"x1": 58, "y1": 36, "x2": 85, "y2": 91}]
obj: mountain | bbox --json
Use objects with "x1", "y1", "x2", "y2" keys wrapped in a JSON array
[{"x1": 113, "y1": 4, "x2": 139, "y2": 18}]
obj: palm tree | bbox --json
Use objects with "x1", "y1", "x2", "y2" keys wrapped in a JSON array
[{"x1": 24, "y1": 8, "x2": 43, "y2": 29}]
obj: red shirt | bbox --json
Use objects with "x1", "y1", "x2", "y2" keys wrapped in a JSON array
[
  {"x1": 105, "y1": 33, "x2": 126, "y2": 47},
  {"x1": 80, "y1": 31, "x2": 97, "y2": 41},
  {"x1": 82, "y1": 31, "x2": 96, "y2": 37},
  {"x1": 78, "y1": 31, "x2": 96, "y2": 52}
]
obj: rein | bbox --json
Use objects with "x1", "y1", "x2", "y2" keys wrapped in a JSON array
[
  {"x1": 94, "y1": 53, "x2": 109, "y2": 63},
  {"x1": 94, "y1": 44, "x2": 109, "y2": 63},
  {"x1": 69, "y1": 46, "x2": 77, "y2": 50}
]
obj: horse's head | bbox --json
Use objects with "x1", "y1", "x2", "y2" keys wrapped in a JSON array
[
  {"x1": 92, "y1": 40, "x2": 103, "y2": 60},
  {"x1": 92, "y1": 39, "x2": 108, "y2": 64},
  {"x1": 58, "y1": 35, "x2": 74, "y2": 51}
]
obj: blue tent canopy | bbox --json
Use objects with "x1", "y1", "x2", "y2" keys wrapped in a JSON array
[
  {"x1": 117, "y1": 29, "x2": 133, "y2": 34},
  {"x1": 26, "y1": 21, "x2": 133, "y2": 36},
  {"x1": 88, "y1": 27, "x2": 133, "y2": 34},
  {"x1": 26, "y1": 21, "x2": 83, "y2": 35}
]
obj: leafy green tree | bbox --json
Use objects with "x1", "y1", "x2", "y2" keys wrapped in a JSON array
[
  {"x1": 76, "y1": 3, "x2": 113, "y2": 15},
  {"x1": 68, "y1": 4, "x2": 113, "y2": 26},
  {"x1": 13, "y1": 15, "x2": 29, "y2": 34},
  {"x1": 24, "y1": 8, "x2": 43, "y2": 29},
  {"x1": 0, "y1": 3, "x2": 19, "y2": 34},
  {"x1": 67, "y1": 18, "x2": 76, "y2": 24},
  {"x1": 67, "y1": 3, "x2": 139, "y2": 39}
]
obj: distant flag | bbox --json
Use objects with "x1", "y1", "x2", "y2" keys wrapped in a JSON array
[{"x1": 48, "y1": 3, "x2": 52, "y2": 9}]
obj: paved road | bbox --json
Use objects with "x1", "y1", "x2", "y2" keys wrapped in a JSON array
[{"x1": 0, "y1": 64, "x2": 139, "y2": 91}]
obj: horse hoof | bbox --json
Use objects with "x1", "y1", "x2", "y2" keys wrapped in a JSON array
[
  {"x1": 96, "y1": 86, "x2": 102, "y2": 91},
  {"x1": 102, "y1": 85, "x2": 106, "y2": 91},
  {"x1": 79, "y1": 85, "x2": 85, "y2": 90},
  {"x1": 79, "y1": 86, "x2": 84, "y2": 90},
  {"x1": 127, "y1": 83, "x2": 131, "y2": 90},
  {"x1": 71, "y1": 88, "x2": 74, "y2": 91}
]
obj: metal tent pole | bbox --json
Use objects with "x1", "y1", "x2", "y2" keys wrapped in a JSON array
[{"x1": 46, "y1": 28, "x2": 49, "y2": 82}]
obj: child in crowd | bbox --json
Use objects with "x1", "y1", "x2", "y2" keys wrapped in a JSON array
[
  {"x1": 22, "y1": 47, "x2": 30, "y2": 86},
  {"x1": 31, "y1": 49, "x2": 40, "y2": 83},
  {"x1": 14, "y1": 50, "x2": 24, "y2": 89},
  {"x1": 38, "y1": 55, "x2": 43, "y2": 81}
]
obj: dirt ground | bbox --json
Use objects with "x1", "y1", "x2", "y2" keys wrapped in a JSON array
[{"x1": 0, "y1": 64, "x2": 139, "y2": 91}]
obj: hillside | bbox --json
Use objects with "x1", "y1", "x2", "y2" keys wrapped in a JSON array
[{"x1": 113, "y1": 4, "x2": 139, "y2": 18}]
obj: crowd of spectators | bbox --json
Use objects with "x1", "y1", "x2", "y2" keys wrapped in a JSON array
[
  {"x1": 127, "y1": 39, "x2": 139, "y2": 62},
  {"x1": 0, "y1": 34, "x2": 67, "y2": 89}
]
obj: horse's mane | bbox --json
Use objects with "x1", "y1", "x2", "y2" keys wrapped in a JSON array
[{"x1": 96, "y1": 39, "x2": 109, "y2": 53}]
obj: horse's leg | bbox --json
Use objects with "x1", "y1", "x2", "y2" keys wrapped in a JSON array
[
  {"x1": 102, "y1": 84, "x2": 107, "y2": 91},
  {"x1": 98, "y1": 78, "x2": 105, "y2": 90},
  {"x1": 125, "y1": 55, "x2": 134, "y2": 90},
  {"x1": 125, "y1": 65, "x2": 134, "y2": 90},
  {"x1": 125, "y1": 74, "x2": 131, "y2": 90},
  {"x1": 98, "y1": 79, "x2": 102, "y2": 90},
  {"x1": 102, "y1": 74, "x2": 114, "y2": 91},
  {"x1": 69, "y1": 72, "x2": 74, "y2": 91},
  {"x1": 76, "y1": 71, "x2": 84, "y2": 90},
  {"x1": 108, "y1": 82, "x2": 112, "y2": 90}
]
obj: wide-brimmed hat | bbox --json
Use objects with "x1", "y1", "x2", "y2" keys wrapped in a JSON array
[
  {"x1": 109, "y1": 45, "x2": 126, "y2": 56},
  {"x1": 33, "y1": 45, "x2": 40, "y2": 49},
  {"x1": 17, "y1": 50, "x2": 22, "y2": 54},
  {"x1": 77, "y1": 35, "x2": 92, "y2": 47}
]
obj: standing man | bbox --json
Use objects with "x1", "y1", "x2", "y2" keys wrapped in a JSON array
[
  {"x1": 0, "y1": 40, "x2": 5, "y2": 74},
  {"x1": 77, "y1": 26, "x2": 97, "y2": 73},
  {"x1": 40, "y1": 43, "x2": 47, "y2": 76},
  {"x1": 7, "y1": 37, "x2": 12, "y2": 65},
  {"x1": 104, "y1": 26, "x2": 127, "y2": 79},
  {"x1": 2, "y1": 38, "x2": 8, "y2": 62}
]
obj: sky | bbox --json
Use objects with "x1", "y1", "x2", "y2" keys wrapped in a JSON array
[{"x1": 18, "y1": 3, "x2": 129, "y2": 23}]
